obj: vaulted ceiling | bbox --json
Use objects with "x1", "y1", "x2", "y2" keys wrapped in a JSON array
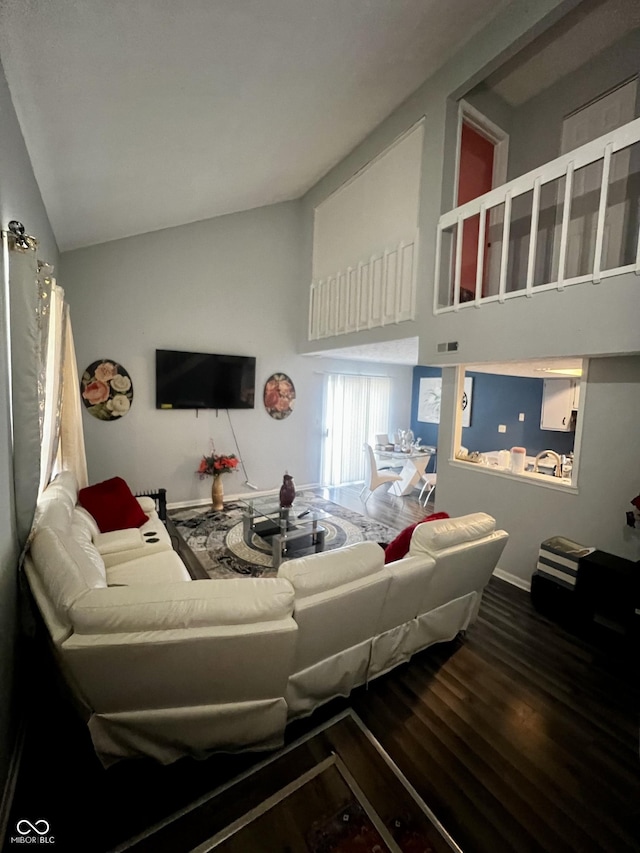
[{"x1": 0, "y1": 0, "x2": 513, "y2": 250}]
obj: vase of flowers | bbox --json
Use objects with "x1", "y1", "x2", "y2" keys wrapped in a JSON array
[{"x1": 196, "y1": 448, "x2": 239, "y2": 511}]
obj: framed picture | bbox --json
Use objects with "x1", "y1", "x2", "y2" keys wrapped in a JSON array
[
  {"x1": 81, "y1": 359, "x2": 134, "y2": 421},
  {"x1": 263, "y1": 373, "x2": 296, "y2": 419},
  {"x1": 417, "y1": 376, "x2": 473, "y2": 427},
  {"x1": 417, "y1": 378, "x2": 441, "y2": 423},
  {"x1": 461, "y1": 376, "x2": 473, "y2": 427}
]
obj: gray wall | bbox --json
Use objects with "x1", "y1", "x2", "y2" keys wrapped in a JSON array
[
  {"x1": 463, "y1": 83, "x2": 513, "y2": 137},
  {"x1": 299, "y1": 9, "x2": 640, "y2": 371},
  {"x1": 297, "y1": 2, "x2": 639, "y2": 584},
  {"x1": 435, "y1": 356, "x2": 640, "y2": 584},
  {"x1": 60, "y1": 203, "x2": 413, "y2": 502},
  {"x1": 508, "y1": 27, "x2": 640, "y2": 180},
  {"x1": 298, "y1": 0, "x2": 581, "y2": 358},
  {"x1": 0, "y1": 57, "x2": 58, "y2": 808}
]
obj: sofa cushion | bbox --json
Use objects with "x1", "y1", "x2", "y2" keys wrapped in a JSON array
[
  {"x1": 279, "y1": 541, "x2": 384, "y2": 598},
  {"x1": 410, "y1": 512, "x2": 496, "y2": 555},
  {"x1": 78, "y1": 477, "x2": 148, "y2": 533},
  {"x1": 71, "y1": 517, "x2": 108, "y2": 583},
  {"x1": 95, "y1": 528, "x2": 145, "y2": 556},
  {"x1": 384, "y1": 513, "x2": 450, "y2": 564},
  {"x1": 73, "y1": 506, "x2": 101, "y2": 538},
  {"x1": 106, "y1": 550, "x2": 191, "y2": 586},
  {"x1": 36, "y1": 499, "x2": 75, "y2": 534},
  {"x1": 30, "y1": 527, "x2": 107, "y2": 626},
  {"x1": 39, "y1": 471, "x2": 79, "y2": 509},
  {"x1": 69, "y1": 578, "x2": 296, "y2": 633}
]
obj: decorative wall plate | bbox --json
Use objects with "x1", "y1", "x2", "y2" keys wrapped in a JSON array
[
  {"x1": 81, "y1": 359, "x2": 134, "y2": 421},
  {"x1": 263, "y1": 373, "x2": 295, "y2": 419}
]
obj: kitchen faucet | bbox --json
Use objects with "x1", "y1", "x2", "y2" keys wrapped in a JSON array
[{"x1": 533, "y1": 450, "x2": 563, "y2": 477}]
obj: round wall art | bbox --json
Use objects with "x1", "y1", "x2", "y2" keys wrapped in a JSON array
[
  {"x1": 81, "y1": 359, "x2": 134, "y2": 421},
  {"x1": 263, "y1": 373, "x2": 295, "y2": 419}
]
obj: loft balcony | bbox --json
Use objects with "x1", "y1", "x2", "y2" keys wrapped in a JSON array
[{"x1": 435, "y1": 117, "x2": 640, "y2": 312}]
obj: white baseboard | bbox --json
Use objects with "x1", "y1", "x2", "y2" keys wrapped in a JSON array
[
  {"x1": 493, "y1": 567, "x2": 531, "y2": 592},
  {"x1": 168, "y1": 483, "x2": 321, "y2": 511}
]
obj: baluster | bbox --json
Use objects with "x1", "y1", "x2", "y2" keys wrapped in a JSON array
[
  {"x1": 355, "y1": 262, "x2": 363, "y2": 331},
  {"x1": 474, "y1": 203, "x2": 486, "y2": 305},
  {"x1": 453, "y1": 214, "x2": 463, "y2": 310},
  {"x1": 525, "y1": 177, "x2": 541, "y2": 297},
  {"x1": 557, "y1": 161, "x2": 574, "y2": 290},
  {"x1": 395, "y1": 242, "x2": 403, "y2": 323},
  {"x1": 433, "y1": 225, "x2": 443, "y2": 313},
  {"x1": 593, "y1": 143, "x2": 612, "y2": 284},
  {"x1": 308, "y1": 282, "x2": 316, "y2": 340},
  {"x1": 498, "y1": 190, "x2": 512, "y2": 302}
]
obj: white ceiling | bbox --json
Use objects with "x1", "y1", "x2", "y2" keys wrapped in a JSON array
[
  {"x1": 485, "y1": 0, "x2": 640, "y2": 106},
  {"x1": 466, "y1": 358, "x2": 584, "y2": 378},
  {"x1": 0, "y1": 0, "x2": 512, "y2": 251},
  {"x1": 309, "y1": 337, "x2": 420, "y2": 365},
  {"x1": 308, "y1": 337, "x2": 583, "y2": 376}
]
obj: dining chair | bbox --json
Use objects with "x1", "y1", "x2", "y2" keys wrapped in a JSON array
[
  {"x1": 418, "y1": 451, "x2": 438, "y2": 506},
  {"x1": 360, "y1": 443, "x2": 402, "y2": 504},
  {"x1": 418, "y1": 472, "x2": 437, "y2": 506}
]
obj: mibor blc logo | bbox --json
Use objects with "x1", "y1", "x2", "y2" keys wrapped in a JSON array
[{"x1": 10, "y1": 820, "x2": 55, "y2": 844}]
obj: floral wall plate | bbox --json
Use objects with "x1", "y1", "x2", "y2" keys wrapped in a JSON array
[
  {"x1": 263, "y1": 373, "x2": 295, "y2": 419},
  {"x1": 81, "y1": 359, "x2": 134, "y2": 421}
]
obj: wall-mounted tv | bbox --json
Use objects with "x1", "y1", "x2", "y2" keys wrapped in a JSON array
[{"x1": 156, "y1": 349, "x2": 256, "y2": 410}]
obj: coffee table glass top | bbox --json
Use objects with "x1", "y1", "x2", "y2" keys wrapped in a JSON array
[{"x1": 237, "y1": 496, "x2": 331, "y2": 524}]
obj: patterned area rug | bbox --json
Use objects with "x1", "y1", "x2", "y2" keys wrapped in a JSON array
[{"x1": 169, "y1": 490, "x2": 400, "y2": 579}]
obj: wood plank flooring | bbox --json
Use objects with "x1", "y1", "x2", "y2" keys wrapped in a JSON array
[{"x1": 5, "y1": 487, "x2": 638, "y2": 853}]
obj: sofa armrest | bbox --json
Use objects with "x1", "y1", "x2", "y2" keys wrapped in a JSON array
[
  {"x1": 69, "y1": 578, "x2": 295, "y2": 634},
  {"x1": 135, "y1": 488, "x2": 167, "y2": 521}
]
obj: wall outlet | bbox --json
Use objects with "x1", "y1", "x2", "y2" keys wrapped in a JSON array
[
  {"x1": 498, "y1": 424, "x2": 507, "y2": 433},
  {"x1": 519, "y1": 413, "x2": 525, "y2": 422}
]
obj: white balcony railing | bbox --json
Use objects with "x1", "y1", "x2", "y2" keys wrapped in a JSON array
[
  {"x1": 308, "y1": 234, "x2": 418, "y2": 340},
  {"x1": 434, "y1": 117, "x2": 640, "y2": 313}
]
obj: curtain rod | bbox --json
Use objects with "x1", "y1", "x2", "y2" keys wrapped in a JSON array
[{"x1": 3, "y1": 220, "x2": 37, "y2": 251}]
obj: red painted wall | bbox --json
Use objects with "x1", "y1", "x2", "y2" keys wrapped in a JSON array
[{"x1": 457, "y1": 123, "x2": 494, "y2": 298}]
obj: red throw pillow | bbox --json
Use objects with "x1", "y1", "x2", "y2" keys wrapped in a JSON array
[
  {"x1": 384, "y1": 512, "x2": 450, "y2": 564},
  {"x1": 78, "y1": 477, "x2": 148, "y2": 533}
]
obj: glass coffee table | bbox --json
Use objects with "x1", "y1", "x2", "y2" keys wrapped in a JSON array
[{"x1": 238, "y1": 496, "x2": 330, "y2": 569}]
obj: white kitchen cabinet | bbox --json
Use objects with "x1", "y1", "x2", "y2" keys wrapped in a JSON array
[
  {"x1": 541, "y1": 379, "x2": 578, "y2": 431},
  {"x1": 571, "y1": 380, "x2": 580, "y2": 410}
]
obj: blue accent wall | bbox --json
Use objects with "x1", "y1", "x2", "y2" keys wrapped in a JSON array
[
  {"x1": 409, "y1": 366, "x2": 441, "y2": 473},
  {"x1": 410, "y1": 366, "x2": 575, "y2": 466}
]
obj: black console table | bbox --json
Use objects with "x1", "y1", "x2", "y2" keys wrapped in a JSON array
[{"x1": 574, "y1": 550, "x2": 639, "y2": 638}]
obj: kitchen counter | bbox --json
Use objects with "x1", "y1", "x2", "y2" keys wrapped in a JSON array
[{"x1": 478, "y1": 451, "x2": 571, "y2": 482}]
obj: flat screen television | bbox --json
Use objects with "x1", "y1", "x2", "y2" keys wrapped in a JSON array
[{"x1": 155, "y1": 349, "x2": 256, "y2": 410}]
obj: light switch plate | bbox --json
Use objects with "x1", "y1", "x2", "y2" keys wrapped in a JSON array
[
  {"x1": 498, "y1": 424, "x2": 507, "y2": 433},
  {"x1": 519, "y1": 413, "x2": 525, "y2": 422}
]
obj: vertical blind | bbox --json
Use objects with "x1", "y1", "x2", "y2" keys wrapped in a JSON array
[{"x1": 322, "y1": 374, "x2": 391, "y2": 486}]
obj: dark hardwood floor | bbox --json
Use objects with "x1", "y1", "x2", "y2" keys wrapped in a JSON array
[{"x1": 5, "y1": 487, "x2": 638, "y2": 853}]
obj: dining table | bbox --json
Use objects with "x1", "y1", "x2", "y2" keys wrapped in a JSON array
[{"x1": 374, "y1": 447, "x2": 436, "y2": 497}]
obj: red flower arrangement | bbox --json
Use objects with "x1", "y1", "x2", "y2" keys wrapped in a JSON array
[{"x1": 196, "y1": 449, "x2": 239, "y2": 479}]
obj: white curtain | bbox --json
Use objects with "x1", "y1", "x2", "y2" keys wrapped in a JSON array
[
  {"x1": 3, "y1": 228, "x2": 88, "y2": 549},
  {"x1": 5, "y1": 234, "x2": 42, "y2": 547},
  {"x1": 57, "y1": 319, "x2": 88, "y2": 488},
  {"x1": 39, "y1": 281, "x2": 66, "y2": 493},
  {"x1": 322, "y1": 373, "x2": 391, "y2": 486}
]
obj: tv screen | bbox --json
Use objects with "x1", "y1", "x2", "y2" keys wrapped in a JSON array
[{"x1": 156, "y1": 349, "x2": 256, "y2": 410}]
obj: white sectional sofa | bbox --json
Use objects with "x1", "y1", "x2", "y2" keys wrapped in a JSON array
[{"x1": 23, "y1": 471, "x2": 508, "y2": 766}]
